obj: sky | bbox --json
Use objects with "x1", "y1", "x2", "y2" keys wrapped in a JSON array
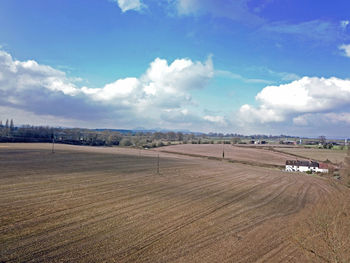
[{"x1": 1, "y1": 0, "x2": 350, "y2": 137}]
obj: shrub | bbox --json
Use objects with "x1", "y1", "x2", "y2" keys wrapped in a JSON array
[{"x1": 119, "y1": 138, "x2": 132, "y2": 146}]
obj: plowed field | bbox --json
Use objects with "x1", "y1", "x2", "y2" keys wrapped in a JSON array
[
  {"x1": 274, "y1": 147, "x2": 347, "y2": 164},
  {"x1": 155, "y1": 144, "x2": 296, "y2": 167},
  {"x1": 0, "y1": 143, "x2": 345, "y2": 262}
]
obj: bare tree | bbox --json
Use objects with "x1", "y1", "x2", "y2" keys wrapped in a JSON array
[
  {"x1": 10, "y1": 119, "x2": 14, "y2": 135},
  {"x1": 5, "y1": 119, "x2": 9, "y2": 136},
  {"x1": 319, "y1": 135, "x2": 326, "y2": 145}
]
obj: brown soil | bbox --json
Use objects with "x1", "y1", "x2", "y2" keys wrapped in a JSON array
[
  {"x1": 154, "y1": 144, "x2": 298, "y2": 167},
  {"x1": 0, "y1": 143, "x2": 346, "y2": 262},
  {"x1": 273, "y1": 147, "x2": 347, "y2": 164}
]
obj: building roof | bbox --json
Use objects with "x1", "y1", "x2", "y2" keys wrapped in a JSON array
[
  {"x1": 286, "y1": 160, "x2": 319, "y2": 167},
  {"x1": 319, "y1": 163, "x2": 329, "y2": 169}
]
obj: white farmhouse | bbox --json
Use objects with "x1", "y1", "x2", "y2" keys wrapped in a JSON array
[{"x1": 285, "y1": 160, "x2": 329, "y2": 173}]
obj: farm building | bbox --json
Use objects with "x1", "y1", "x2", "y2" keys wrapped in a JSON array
[
  {"x1": 280, "y1": 140, "x2": 297, "y2": 145},
  {"x1": 249, "y1": 140, "x2": 267, "y2": 144},
  {"x1": 285, "y1": 160, "x2": 329, "y2": 173}
]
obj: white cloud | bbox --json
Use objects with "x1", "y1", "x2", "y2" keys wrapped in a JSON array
[
  {"x1": 293, "y1": 112, "x2": 350, "y2": 126},
  {"x1": 115, "y1": 0, "x2": 144, "y2": 12},
  {"x1": 142, "y1": 56, "x2": 213, "y2": 91},
  {"x1": 239, "y1": 104, "x2": 285, "y2": 123},
  {"x1": 0, "y1": 50, "x2": 214, "y2": 129},
  {"x1": 238, "y1": 76, "x2": 350, "y2": 124},
  {"x1": 80, "y1": 56, "x2": 213, "y2": 112},
  {"x1": 203, "y1": 115, "x2": 227, "y2": 126},
  {"x1": 82, "y1": 78, "x2": 140, "y2": 102},
  {"x1": 0, "y1": 51, "x2": 80, "y2": 96},
  {"x1": 339, "y1": 44, "x2": 350, "y2": 57}
]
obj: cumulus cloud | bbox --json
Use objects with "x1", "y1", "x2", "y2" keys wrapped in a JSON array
[
  {"x1": 82, "y1": 78, "x2": 141, "y2": 102},
  {"x1": 0, "y1": 51, "x2": 79, "y2": 96},
  {"x1": 80, "y1": 56, "x2": 213, "y2": 111},
  {"x1": 114, "y1": 0, "x2": 144, "y2": 12},
  {"x1": 238, "y1": 76, "x2": 350, "y2": 124},
  {"x1": 339, "y1": 44, "x2": 350, "y2": 57},
  {"x1": 0, "y1": 50, "x2": 215, "y2": 129},
  {"x1": 0, "y1": 50, "x2": 101, "y2": 122},
  {"x1": 239, "y1": 104, "x2": 284, "y2": 123}
]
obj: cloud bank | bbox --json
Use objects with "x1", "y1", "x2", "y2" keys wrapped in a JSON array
[
  {"x1": 1, "y1": 49, "x2": 350, "y2": 136},
  {"x1": 0, "y1": 50, "x2": 219, "y2": 130},
  {"x1": 238, "y1": 77, "x2": 350, "y2": 127}
]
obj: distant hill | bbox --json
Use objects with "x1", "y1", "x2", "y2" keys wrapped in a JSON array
[{"x1": 94, "y1": 128, "x2": 202, "y2": 135}]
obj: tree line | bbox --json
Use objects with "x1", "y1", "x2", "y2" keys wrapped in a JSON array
[
  {"x1": 0, "y1": 119, "x2": 206, "y2": 147},
  {"x1": 0, "y1": 119, "x2": 305, "y2": 148}
]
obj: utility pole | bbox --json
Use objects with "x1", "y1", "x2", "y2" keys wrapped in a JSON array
[
  {"x1": 51, "y1": 133, "x2": 55, "y2": 154},
  {"x1": 157, "y1": 154, "x2": 160, "y2": 174},
  {"x1": 222, "y1": 141, "x2": 225, "y2": 159}
]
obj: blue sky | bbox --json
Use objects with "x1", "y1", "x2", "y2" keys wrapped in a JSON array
[{"x1": 1, "y1": 0, "x2": 350, "y2": 137}]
